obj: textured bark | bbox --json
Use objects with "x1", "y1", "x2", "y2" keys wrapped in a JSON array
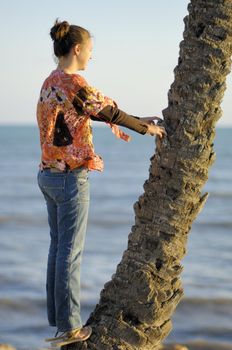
[{"x1": 65, "y1": 1, "x2": 232, "y2": 349}]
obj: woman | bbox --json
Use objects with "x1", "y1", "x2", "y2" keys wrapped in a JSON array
[{"x1": 37, "y1": 19, "x2": 166, "y2": 347}]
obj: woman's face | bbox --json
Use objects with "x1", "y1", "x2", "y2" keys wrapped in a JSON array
[{"x1": 76, "y1": 38, "x2": 93, "y2": 70}]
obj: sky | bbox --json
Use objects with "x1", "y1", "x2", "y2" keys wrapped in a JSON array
[{"x1": 1, "y1": 0, "x2": 232, "y2": 126}]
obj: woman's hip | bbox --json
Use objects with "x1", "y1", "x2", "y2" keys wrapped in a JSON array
[{"x1": 37, "y1": 167, "x2": 90, "y2": 203}]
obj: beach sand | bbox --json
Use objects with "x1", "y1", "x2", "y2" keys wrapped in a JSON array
[
  {"x1": 0, "y1": 345, "x2": 17, "y2": 350},
  {"x1": 163, "y1": 342, "x2": 232, "y2": 350}
]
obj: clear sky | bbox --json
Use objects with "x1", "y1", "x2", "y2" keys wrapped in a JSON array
[{"x1": 1, "y1": 0, "x2": 231, "y2": 126}]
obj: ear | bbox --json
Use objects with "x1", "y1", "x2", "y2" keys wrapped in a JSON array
[{"x1": 73, "y1": 44, "x2": 81, "y2": 56}]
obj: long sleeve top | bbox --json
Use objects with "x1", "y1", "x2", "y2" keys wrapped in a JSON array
[
  {"x1": 90, "y1": 106, "x2": 147, "y2": 134},
  {"x1": 36, "y1": 69, "x2": 148, "y2": 172}
]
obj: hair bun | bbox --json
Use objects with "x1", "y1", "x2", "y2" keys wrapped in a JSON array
[{"x1": 50, "y1": 19, "x2": 70, "y2": 41}]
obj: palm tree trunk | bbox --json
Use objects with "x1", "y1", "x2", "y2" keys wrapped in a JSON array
[{"x1": 66, "y1": 1, "x2": 232, "y2": 349}]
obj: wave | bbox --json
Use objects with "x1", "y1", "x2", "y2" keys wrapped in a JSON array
[
  {"x1": 209, "y1": 192, "x2": 232, "y2": 199},
  {"x1": 175, "y1": 297, "x2": 232, "y2": 320},
  {"x1": 0, "y1": 297, "x2": 46, "y2": 312},
  {"x1": 1, "y1": 211, "x2": 231, "y2": 229},
  {"x1": 0, "y1": 215, "x2": 46, "y2": 225},
  {"x1": 0, "y1": 296, "x2": 96, "y2": 314},
  {"x1": 1, "y1": 296, "x2": 232, "y2": 313},
  {"x1": 194, "y1": 221, "x2": 232, "y2": 229},
  {"x1": 180, "y1": 297, "x2": 232, "y2": 306},
  {"x1": 0, "y1": 215, "x2": 132, "y2": 228},
  {"x1": 2, "y1": 193, "x2": 42, "y2": 200}
]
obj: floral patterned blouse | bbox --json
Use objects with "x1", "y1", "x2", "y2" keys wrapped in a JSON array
[{"x1": 36, "y1": 69, "x2": 147, "y2": 172}]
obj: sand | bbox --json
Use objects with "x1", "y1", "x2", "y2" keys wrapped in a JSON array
[{"x1": 163, "y1": 342, "x2": 232, "y2": 350}]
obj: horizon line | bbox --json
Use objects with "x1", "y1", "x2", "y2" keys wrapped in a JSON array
[{"x1": 0, "y1": 123, "x2": 232, "y2": 128}]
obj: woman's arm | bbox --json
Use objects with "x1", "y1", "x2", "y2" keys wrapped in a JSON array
[
  {"x1": 73, "y1": 85, "x2": 166, "y2": 138},
  {"x1": 90, "y1": 106, "x2": 148, "y2": 134}
]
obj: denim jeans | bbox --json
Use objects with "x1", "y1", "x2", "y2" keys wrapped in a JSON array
[{"x1": 37, "y1": 166, "x2": 90, "y2": 332}]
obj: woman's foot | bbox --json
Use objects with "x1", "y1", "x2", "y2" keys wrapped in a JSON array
[
  {"x1": 50, "y1": 326, "x2": 92, "y2": 347},
  {"x1": 45, "y1": 330, "x2": 67, "y2": 342}
]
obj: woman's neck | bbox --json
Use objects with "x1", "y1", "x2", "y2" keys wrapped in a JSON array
[{"x1": 57, "y1": 57, "x2": 79, "y2": 74}]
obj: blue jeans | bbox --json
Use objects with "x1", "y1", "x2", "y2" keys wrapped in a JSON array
[{"x1": 37, "y1": 167, "x2": 90, "y2": 332}]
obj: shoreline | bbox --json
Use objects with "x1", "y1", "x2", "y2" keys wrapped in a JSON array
[{"x1": 1, "y1": 341, "x2": 232, "y2": 350}]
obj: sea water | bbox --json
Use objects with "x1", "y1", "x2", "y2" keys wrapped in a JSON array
[{"x1": 0, "y1": 125, "x2": 231, "y2": 349}]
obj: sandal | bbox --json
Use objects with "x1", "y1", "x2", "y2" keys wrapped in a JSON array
[
  {"x1": 45, "y1": 330, "x2": 68, "y2": 342},
  {"x1": 50, "y1": 326, "x2": 92, "y2": 347}
]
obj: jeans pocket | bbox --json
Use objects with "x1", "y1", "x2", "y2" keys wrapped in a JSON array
[{"x1": 37, "y1": 171, "x2": 65, "y2": 202}]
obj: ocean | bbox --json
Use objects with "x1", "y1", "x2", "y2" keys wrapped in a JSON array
[{"x1": 0, "y1": 125, "x2": 231, "y2": 350}]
